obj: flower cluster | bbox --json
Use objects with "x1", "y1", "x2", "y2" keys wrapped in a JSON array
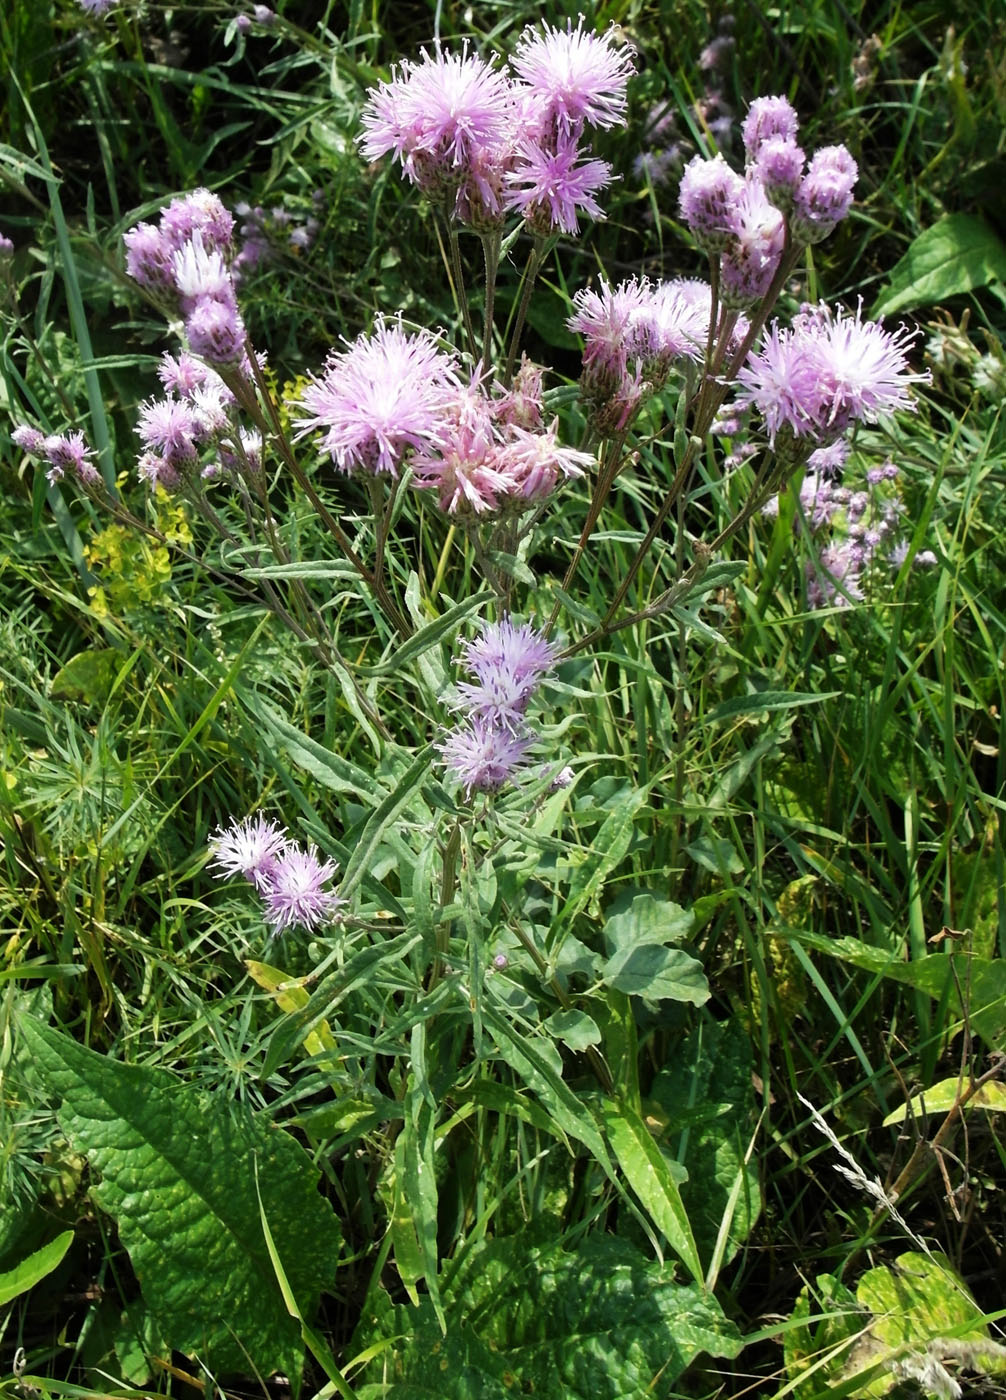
[
  {"x1": 232, "y1": 195, "x2": 322, "y2": 281},
  {"x1": 567, "y1": 275, "x2": 740, "y2": 435},
  {"x1": 437, "y1": 619, "x2": 558, "y2": 797},
  {"x1": 763, "y1": 452, "x2": 937, "y2": 607},
  {"x1": 359, "y1": 20, "x2": 634, "y2": 234},
  {"x1": 678, "y1": 96, "x2": 858, "y2": 308},
  {"x1": 208, "y1": 814, "x2": 344, "y2": 933},
  {"x1": 735, "y1": 302, "x2": 930, "y2": 457},
  {"x1": 411, "y1": 368, "x2": 593, "y2": 515},
  {"x1": 133, "y1": 352, "x2": 260, "y2": 490},
  {"x1": 11, "y1": 424, "x2": 101, "y2": 489},
  {"x1": 124, "y1": 189, "x2": 248, "y2": 366},
  {"x1": 292, "y1": 326, "x2": 591, "y2": 513}
]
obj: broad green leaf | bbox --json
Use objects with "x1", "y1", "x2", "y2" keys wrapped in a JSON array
[
  {"x1": 543, "y1": 1008, "x2": 602, "y2": 1050},
  {"x1": 604, "y1": 888, "x2": 694, "y2": 951},
  {"x1": 883, "y1": 1077, "x2": 1006, "y2": 1125},
  {"x1": 601, "y1": 1099, "x2": 702, "y2": 1285},
  {"x1": 871, "y1": 214, "x2": 1006, "y2": 318},
  {"x1": 357, "y1": 1234, "x2": 742, "y2": 1398},
  {"x1": 844, "y1": 1252, "x2": 1004, "y2": 1396},
  {"x1": 49, "y1": 649, "x2": 122, "y2": 706},
  {"x1": 649, "y1": 1018, "x2": 761, "y2": 1271},
  {"x1": 20, "y1": 1020, "x2": 342, "y2": 1381},
  {"x1": 600, "y1": 942, "x2": 710, "y2": 1004},
  {"x1": 0, "y1": 1229, "x2": 73, "y2": 1306}
]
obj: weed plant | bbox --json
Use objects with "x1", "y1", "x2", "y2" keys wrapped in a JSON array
[{"x1": 1, "y1": 2, "x2": 1005, "y2": 1399}]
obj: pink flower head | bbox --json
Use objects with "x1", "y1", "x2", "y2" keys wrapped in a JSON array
[
  {"x1": 796, "y1": 301, "x2": 930, "y2": 433},
  {"x1": 678, "y1": 154, "x2": 746, "y2": 251},
  {"x1": 792, "y1": 144, "x2": 858, "y2": 243},
  {"x1": 456, "y1": 617, "x2": 558, "y2": 717},
  {"x1": 209, "y1": 814, "x2": 288, "y2": 890},
  {"x1": 262, "y1": 844, "x2": 344, "y2": 932},
  {"x1": 496, "y1": 418, "x2": 593, "y2": 502},
  {"x1": 437, "y1": 718, "x2": 534, "y2": 797},
  {"x1": 185, "y1": 295, "x2": 247, "y2": 365},
  {"x1": 124, "y1": 222, "x2": 177, "y2": 297},
  {"x1": 511, "y1": 18, "x2": 634, "y2": 139},
  {"x1": 410, "y1": 381, "x2": 511, "y2": 514},
  {"x1": 720, "y1": 175, "x2": 785, "y2": 307},
  {"x1": 172, "y1": 231, "x2": 235, "y2": 313},
  {"x1": 158, "y1": 351, "x2": 209, "y2": 397},
  {"x1": 737, "y1": 303, "x2": 929, "y2": 446},
  {"x1": 138, "y1": 451, "x2": 182, "y2": 490},
  {"x1": 504, "y1": 134, "x2": 611, "y2": 234},
  {"x1": 754, "y1": 137, "x2": 806, "y2": 210},
  {"x1": 11, "y1": 424, "x2": 46, "y2": 455},
  {"x1": 741, "y1": 96, "x2": 800, "y2": 160},
  {"x1": 493, "y1": 355, "x2": 544, "y2": 430},
  {"x1": 359, "y1": 47, "x2": 513, "y2": 195},
  {"x1": 293, "y1": 319, "x2": 459, "y2": 477},
  {"x1": 159, "y1": 189, "x2": 235, "y2": 253},
  {"x1": 136, "y1": 396, "x2": 202, "y2": 464},
  {"x1": 42, "y1": 431, "x2": 101, "y2": 487}
]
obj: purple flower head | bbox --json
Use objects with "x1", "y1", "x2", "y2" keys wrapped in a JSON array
[
  {"x1": 124, "y1": 222, "x2": 177, "y2": 297},
  {"x1": 807, "y1": 540, "x2": 864, "y2": 609},
  {"x1": 11, "y1": 424, "x2": 46, "y2": 455},
  {"x1": 158, "y1": 351, "x2": 209, "y2": 398},
  {"x1": 720, "y1": 175, "x2": 785, "y2": 307},
  {"x1": 172, "y1": 231, "x2": 235, "y2": 314},
  {"x1": 800, "y1": 301, "x2": 930, "y2": 433},
  {"x1": 0, "y1": 234, "x2": 14, "y2": 262},
  {"x1": 754, "y1": 137, "x2": 805, "y2": 210},
  {"x1": 209, "y1": 814, "x2": 288, "y2": 890},
  {"x1": 263, "y1": 844, "x2": 344, "y2": 932},
  {"x1": 806, "y1": 437, "x2": 849, "y2": 478},
  {"x1": 159, "y1": 189, "x2": 235, "y2": 253},
  {"x1": 77, "y1": 0, "x2": 118, "y2": 14},
  {"x1": 235, "y1": 12, "x2": 252, "y2": 33},
  {"x1": 437, "y1": 717, "x2": 534, "y2": 797},
  {"x1": 454, "y1": 618, "x2": 559, "y2": 727},
  {"x1": 136, "y1": 396, "x2": 202, "y2": 464},
  {"x1": 496, "y1": 418, "x2": 593, "y2": 503},
  {"x1": 359, "y1": 47, "x2": 513, "y2": 197},
  {"x1": 678, "y1": 154, "x2": 746, "y2": 251},
  {"x1": 792, "y1": 145, "x2": 858, "y2": 244},
  {"x1": 43, "y1": 431, "x2": 101, "y2": 487},
  {"x1": 186, "y1": 295, "x2": 247, "y2": 365},
  {"x1": 511, "y1": 19, "x2": 634, "y2": 139},
  {"x1": 252, "y1": 3, "x2": 275, "y2": 23},
  {"x1": 741, "y1": 96, "x2": 800, "y2": 160},
  {"x1": 645, "y1": 277, "x2": 716, "y2": 368},
  {"x1": 504, "y1": 134, "x2": 611, "y2": 234},
  {"x1": 737, "y1": 303, "x2": 929, "y2": 447},
  {"x1": 293, "y1": 319, "x2": 460, "y2": 477},
  {"x1": 699, "y1": 34, "x2": 735, "y2": 73}
]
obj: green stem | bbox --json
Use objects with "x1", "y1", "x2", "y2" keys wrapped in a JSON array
[
  {"x1": 503, "y1": 236, "x2": 548, "y2": 386},
  {"x1": 448, "y1": 221, "x2": 477, "y2": 362},
  {"x1": 480, "y1": 230, "x2": 501, "y2": 380}
]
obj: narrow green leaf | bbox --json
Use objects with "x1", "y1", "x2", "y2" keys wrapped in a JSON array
[
  {"x1": 483, "y1": 1003, "x2": 611, "y2": 1169},
  {"x1": 249, "y1": 694, "x2": 384, "y2": 801},
  {"x1": 601, "y1": 1099, "x2": 704, "y2": 1285},
  {"x1": 355, "y1": 591, "x2": 493, "y2": 677},
  {"x1": 701, "y1": 691, "x2": 841, "y2": 726},
  {"x1": 550, "y1": 787, "x2": 647, "y2": 943},
  {"x1": 339, "y1": 746, "x2": 433, "y2": 898},
  {"x1": 0, "y1": 1230, "x2": 73, "y2": 1306}
]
